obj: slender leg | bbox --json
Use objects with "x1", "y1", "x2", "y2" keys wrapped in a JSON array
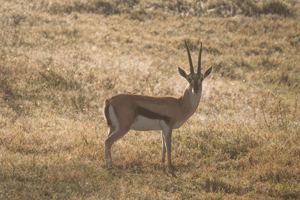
[
  {"x1": 165, "y1": 128, "x2": 173, "y2": 171},
  {"x1": 105, "y1": 104, "x2": 136, "y2": 169},
  {"x1": 160, "y1": 120, "x2": 173, "y2": 171},
  {"x1": 161, "y1": 131, "x2": 166, "y2": 167},
  {"x1": 105, "y1": 126, "x2": 115, "y2": 168},
  {"x1": 105, "y1": 127, "x2": 130, "y2": 168}
]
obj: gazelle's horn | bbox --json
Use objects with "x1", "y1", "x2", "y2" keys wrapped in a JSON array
[
  {"x1": 197, "y1": 42, "x2": 202, "y2": 74},
  {"x1": 185, "y1": 40, "x2": 194, "y2": 74}
]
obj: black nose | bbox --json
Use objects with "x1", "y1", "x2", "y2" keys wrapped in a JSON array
[
  {"x1": 194, "y1": 85, "x2": 199, "y2": 92},
  {"x1": 193, "y1": 87, "x2": 200, "y2": 93}
]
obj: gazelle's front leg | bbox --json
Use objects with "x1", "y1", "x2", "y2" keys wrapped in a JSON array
[
  {"x1": 161, "y1": 131, "x2": 166, "y2": 167},
  {"x1": 166, "y1": 128, "x2": 173, "y2": 170},
  {"x1": 160, "y1": 120, "x2": 173, "y2": 171}
]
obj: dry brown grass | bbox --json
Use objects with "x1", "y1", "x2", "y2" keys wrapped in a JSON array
[{"x1": 1, "y1": 0, "x2": 300, "y2": 199}]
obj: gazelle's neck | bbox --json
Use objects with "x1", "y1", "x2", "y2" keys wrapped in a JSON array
[{"x1": 181, "y1": 84, "x2": 202, "y2": 114}]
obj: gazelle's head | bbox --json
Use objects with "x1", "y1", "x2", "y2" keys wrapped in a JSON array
[{"x1": 178, "y1": 40, "x2": 212, "y2": 94}]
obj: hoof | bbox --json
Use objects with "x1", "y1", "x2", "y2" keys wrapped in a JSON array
[
  {"x1": 106, "y1": 159, "x2": 113, "y2": 169},
  {"x1": 167, "y1": 165, "x2": 175, "y2": 173}
]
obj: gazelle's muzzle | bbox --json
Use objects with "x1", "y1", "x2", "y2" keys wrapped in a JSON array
[{"x1": 193, "y1": 84, "x2": 200, "y2": 94}]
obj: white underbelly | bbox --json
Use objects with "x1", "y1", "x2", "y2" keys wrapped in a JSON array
[
  {"x1": 130, "y1": 115, "x2": 189, "y2": 131},
  {"x1": 130, "y1": 115, "x2": 162, "y2": 131}
]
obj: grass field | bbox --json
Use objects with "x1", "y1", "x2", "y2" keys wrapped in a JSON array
[{"x1": 1, "y1": 0, "x2": 300, "y2": 199}]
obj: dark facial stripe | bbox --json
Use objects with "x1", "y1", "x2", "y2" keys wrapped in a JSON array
[{"x1": 137, "y1": 106, "x2": 170, "y2": 124}]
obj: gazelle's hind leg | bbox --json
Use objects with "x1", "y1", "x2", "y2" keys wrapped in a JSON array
[
  {"x1": 105, "y1": 127, "x2": 130, "y2": 168},
  {"x1": 105, "y1": 126, "x2": 115, "y2": 164},
  {"x1": 105, "y1": 105, "x2": 120, "y2": 168},
  {"x1": 105, "y1": 105, "x2": 134, "y2": 169}
]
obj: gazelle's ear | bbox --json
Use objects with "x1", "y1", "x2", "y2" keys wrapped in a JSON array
[
  {"x1": 178, "y1": 67, "x2": 188, "y2": 79},
  {"x1": 203, "y1": 66, "x2": 212, "y2": 79}
]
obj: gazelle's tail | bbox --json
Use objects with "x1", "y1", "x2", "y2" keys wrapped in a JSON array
[{"x1": 103, "y1": 100, "x2": 112, "y2": 127}]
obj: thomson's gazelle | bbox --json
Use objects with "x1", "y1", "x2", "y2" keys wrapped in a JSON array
[{"x1": 104, "y1": 41, "x2": 212, "y2": 171}]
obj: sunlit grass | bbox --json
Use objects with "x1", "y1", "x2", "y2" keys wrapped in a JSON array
[{"x1": 0, "y1": 0, "x2": 299, "y2": 199}]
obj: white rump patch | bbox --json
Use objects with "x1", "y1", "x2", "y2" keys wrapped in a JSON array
[{"x1": 108, "y1": 105, "x2": 119, "y2": 134}]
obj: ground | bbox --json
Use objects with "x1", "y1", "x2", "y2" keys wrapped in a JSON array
[{"x1": 0, "y1": 0, "x2": 300, "y2": 199}]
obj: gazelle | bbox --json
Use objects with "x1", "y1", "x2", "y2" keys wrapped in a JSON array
[{"x1": 104, "y1": 41, "x2": 212, "y2": 171}]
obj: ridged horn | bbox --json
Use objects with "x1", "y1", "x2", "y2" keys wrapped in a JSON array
[
  {"x1": 184, "y1": 40, "x2": 194, "y2": 74},
  {"x1": 197, "y1": 42, "x2": 202, "y2": 74}
]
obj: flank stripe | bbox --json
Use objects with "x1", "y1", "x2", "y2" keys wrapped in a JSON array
[{"x1": 137, "y1": 106, "x2": 170, "y2": 123}]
